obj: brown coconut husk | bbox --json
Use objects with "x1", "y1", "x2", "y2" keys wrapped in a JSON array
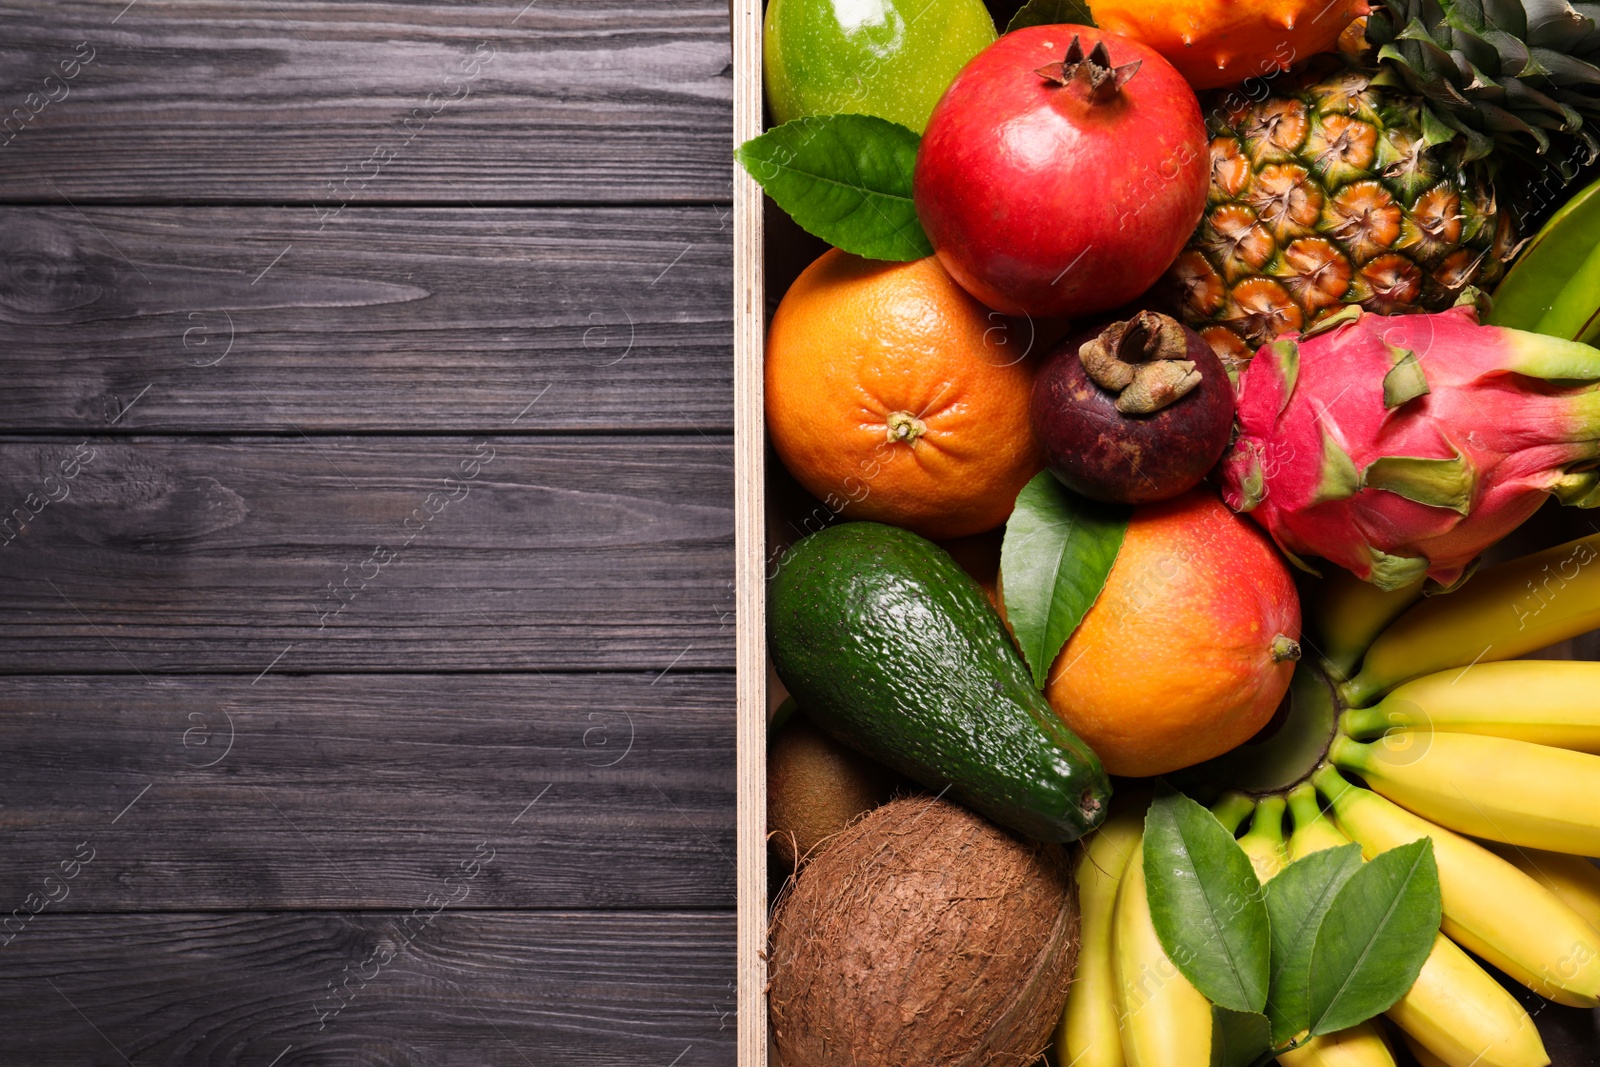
[{"x1": 768, "y1": 794, "x2": 1079, "y2": 1067}]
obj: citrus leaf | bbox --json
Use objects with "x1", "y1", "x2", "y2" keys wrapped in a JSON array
[
  {"x1": 1307, "y1": 838, "x2": 1441, "y2": 1037},
  {"x1": 999, "y1": 472, "x2": 1129, "y2": 688},
  {"x1": 1211, "y1": 1006, "x2": 1272, "y2": 1067},
  {"x1": 1144, "y1": 789, "x2": 1272, "y2": 1014},
  {"x1": 1007, "y1": 0, "x2": 1096, "y2": 32},
  {"x1": 1263, "y1": 844, "x2": 1365, "y2": 1046},
  {"x1": 734, "y1": 114, "x2": 931, "y2": 262}
]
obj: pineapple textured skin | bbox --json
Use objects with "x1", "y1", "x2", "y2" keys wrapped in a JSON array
[{"x1": 1171, "y1": 58, "x2": 1513, "y2": 366}]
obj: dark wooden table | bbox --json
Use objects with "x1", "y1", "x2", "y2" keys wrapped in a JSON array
[{"x1": 0, "y1": 3, "x2": 735, "y2": 1062}]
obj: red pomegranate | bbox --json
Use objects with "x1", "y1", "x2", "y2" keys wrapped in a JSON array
[{"x1": 914, "y1": 26, "x2": 1208, "y2": 318}]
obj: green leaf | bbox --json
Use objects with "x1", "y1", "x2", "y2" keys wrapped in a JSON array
[
  {"x1": 1489, "y1": 172, "x2": 1600, "y2": 332},
  {"x1": 1211, "y1": 1006, "x2": 1273, "y2": 1067},
  {"x1": 1308, "y1": 838, "x2": 1442, "y2": 1037},
  {"x1": 1144, "y1": 790, "x2": 1272, "y2": 1014},
  {"x1": 1006, "y1": 0, "x2": 1096, "y2": 32},
  {"x1": 1263, "y1": 844, "x2": 1365, "y2": 1046},
  {"x1": 734, "y1": 115, "x2": 932, "y2": 262},
  {"x1": 999, "y1": 472, "x2": 1129, "y2": 688}
]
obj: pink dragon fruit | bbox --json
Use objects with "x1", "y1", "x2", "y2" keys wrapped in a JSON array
[{"x1": 1218, "y1": 303, "x2": 1600, "y2": 590}]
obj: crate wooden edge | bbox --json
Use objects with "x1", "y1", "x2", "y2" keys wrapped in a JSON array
[{"x1": 732, "y1": 0, "x2": 769, "y2": 1063}]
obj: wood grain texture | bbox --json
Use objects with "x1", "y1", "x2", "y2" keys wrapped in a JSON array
[
  {"x1": 0, "y1": 0, "x2": 733, "y2": 203},
  {"x1": 0, "y1": 910, "x2": 735, "y2": 1065},
  {"x1": 0, "y1": 436, "x2": 734, "y2": 671},
  {"x1": 731, "y1": 0, "x2": 768, "y2": 1064},
  {"x1": 0, "y1": 206, "x2": 732, "y2": 432},
  {"x1": 0, "y1": 673, "x2": 732, "y2": 910}
]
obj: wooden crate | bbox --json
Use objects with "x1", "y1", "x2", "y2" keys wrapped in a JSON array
[
  {"x1": 731, "y1": 0, "x2": 769, "y2": 1064},
  {"x1": 727, "y1": 6, "x2": 1600, "y2": 1065}
]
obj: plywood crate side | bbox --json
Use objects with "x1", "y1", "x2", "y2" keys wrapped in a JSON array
[{"x1": 732, "y1": 0, "x2": 769, "y2": 1064}]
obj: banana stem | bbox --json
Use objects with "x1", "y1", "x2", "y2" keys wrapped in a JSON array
[
  {"x1": 1287, "y1": 782, "x2": 1321, "y2": 828},
  {"x1": 1239, "y1": 794, "x2": 1289, "y2": 881},
  {"x1": 1212, "y1": 791, "x2": 1256, "y2": 834},
  {"x1": 1312, "y1": 762, "x2": 1352, "y2": 803}
]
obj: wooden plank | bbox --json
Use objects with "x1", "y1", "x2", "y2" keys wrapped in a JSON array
[
  {"x1": 0, "y1": 0, "x2": 732, "y2": 203},
  {"x1": 0, "y1": 910, "x2": 734, "y2": 1065},
  {"x1": 0, "y1": 206, "x2": 732, "y2": 432},
  {"x1": 0, "y1": 673, "x2": 732, "y2": 911},
  {"x1": 730, "y1": 0, "x2": 768, "y2": 1064},
  {"x1": 0, "y1": 436, "x2": 734, "y2": 671}
]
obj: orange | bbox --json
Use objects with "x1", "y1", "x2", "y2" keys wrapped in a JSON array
[
  {"x1": 765, "y1": 249, "x2": 1043, "y2": 540},
  {"x1": 1044, "y1": 490, "x2": 1301, "y2": 777}
]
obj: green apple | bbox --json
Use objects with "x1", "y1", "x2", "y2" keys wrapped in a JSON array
[{"x1": 764, "y1": 0, "x2": 998, "y2": 134}]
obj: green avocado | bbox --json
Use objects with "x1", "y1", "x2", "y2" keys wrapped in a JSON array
[{"x1": 768, "y1": 521, "x2": 1110, "y2": 843}]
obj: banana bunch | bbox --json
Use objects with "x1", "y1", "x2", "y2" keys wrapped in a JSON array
[
  {"x1": 1314, "y1": 530, "x2": 1600, "y2": 1065},
  {"x1": 1058, "y1": 532, "x2": 1600, "y2": 1067},
  {"x1": 1056, "y1": 798, "x2": 1217, "y2": 1067},
  {"x1": 1490, "y1": 173, "x2": 1600, "y2": 343}
]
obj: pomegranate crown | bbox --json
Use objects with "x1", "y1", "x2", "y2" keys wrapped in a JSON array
[{"x1": 1035, "y1": 36, "x2": 1141, "y2": 102}]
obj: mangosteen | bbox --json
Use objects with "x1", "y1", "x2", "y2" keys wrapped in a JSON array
[{"x1": 1030, "y1": 310, "x2": 1235, "y2": 504}]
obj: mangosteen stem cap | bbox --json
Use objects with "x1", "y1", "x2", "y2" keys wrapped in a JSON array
[
  {"x1": 1079, "y1": 311, "x2": 1203, "y2": 415},
  {"x1": 1035, "y1": 36, "x2": 1142, "y2": 103}
]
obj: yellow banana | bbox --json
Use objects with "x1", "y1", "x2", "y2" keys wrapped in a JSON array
[
  {"x1": 1330, "y1": 732, "x2": 1600, "y2": 857},
  {"x1": 1342, "y1": 660, "x2": 1600, "y2": 754},
  {"x1": 1487, "y1": 842, "x2": 1600, "y2": 933},
  {"x1": 1239, "y1": 794, "x2": 1288, "y2": 881},
  {"x1": 1113, "y1": 836, "x2": 1212, "y2": 1067},
  {"x1": 1277, "y1": 1022, "x2": 1396, "y2": 1067},
  {"x1": 1387, "y1": 934, "x2": 1550, "y2": 1067},
  {"x1": 1340, "y1": 532, "x2": 1600, "y2": 707},
  {"x1": 1287, "y1": 782, "x2": 1350, "y2": 860},
  {"x1": 1314, "y1": 765, "x2": 1600, "y2": 1007},
  {"x1": 1057, "y1": 806, "x2": 1144, "y2": 1067},
  {"x1": 1306, "y1": 568, "x2": 1425, "y2": 682},
  {"x1": 1401, "y1": 1032, "x2": 1451, "y2": 1067},
  {"x1": 1286, "y1": 783, "x2": 1547, "y2": 1067}
]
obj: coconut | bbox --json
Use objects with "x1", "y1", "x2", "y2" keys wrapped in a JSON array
[{"x1": 768, "y1": 795, "x2": 1079, "y2": 1067}]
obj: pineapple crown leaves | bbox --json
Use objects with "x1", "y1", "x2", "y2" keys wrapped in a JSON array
[{"x1": 1366, "y1": 0, "x2": 1600, "y2": 164}]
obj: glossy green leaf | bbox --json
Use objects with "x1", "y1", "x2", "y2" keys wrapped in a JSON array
[
  {"x1": 1006, "y1": 0, "x2": 1096, "y2": 32},
  {"x1": 1211, "y1": 1006, "x2": 1272, "y2": 1067},
  {"x1": 1490, "y1": 172, "x2": 1600, "y2": 331},
  {"x1": 734, "y1": 115, "x2": 931, "y2": 262},
  {"x1": 1534, "y1": 238, "x2": 1600, "y2": 341},
  {"x1": 1144, "y1": 790, "x2": 1272, "y2": 1014},
  {"x1": 999, "y1": 472, "x2": 1129, "y2": 688},
  {"x1": 1263, "y1": 844, "x2": 1364, "y2": 1045},
  {"x1": 1308, "y1": 839, "x2": 1442, "y2": 1037}
]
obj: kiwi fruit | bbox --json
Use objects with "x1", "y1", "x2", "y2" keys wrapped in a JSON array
[{"x1": 768, "y1": 712, "x2": 900, "y2": 867}]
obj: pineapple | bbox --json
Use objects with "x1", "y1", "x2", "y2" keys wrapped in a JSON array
[{"x1": 1172, "y1": 0, "x2": 1600, "y2": 364}]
